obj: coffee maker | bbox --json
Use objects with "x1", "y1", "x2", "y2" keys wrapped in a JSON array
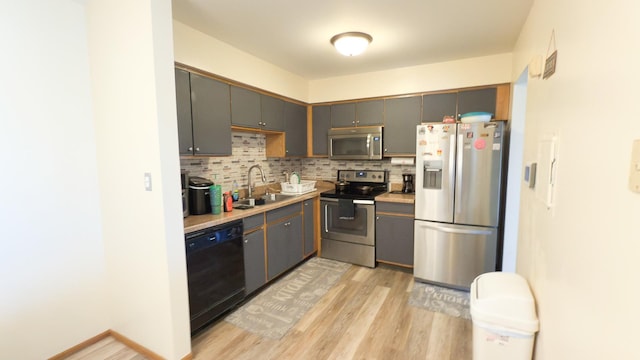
[{"x1": 402, "y1": 173, "x2": 414, "y2": 193}]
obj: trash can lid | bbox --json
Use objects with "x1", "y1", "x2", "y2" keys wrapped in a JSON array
[{"x1": 470, "y1": 272, "x2": 539, "y2": 333}]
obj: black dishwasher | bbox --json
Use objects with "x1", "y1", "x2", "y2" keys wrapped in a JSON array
[{"x1": 185, "y1": 220, "x2": 245, "y2": 334}]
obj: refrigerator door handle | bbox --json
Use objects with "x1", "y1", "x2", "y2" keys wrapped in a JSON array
[
  {"x1": 455, "y1": 133, "x2": 463, "y2": 215},
  {"x1": 418, "y1": 222, "x2": 493, "y2": 235}
]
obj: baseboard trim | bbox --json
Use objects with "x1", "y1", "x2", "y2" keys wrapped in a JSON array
[
  {"x1": 48, "y1": 329, "x2": 193, "y2": 360},
  {"x1": 48, "y1": 330, "x2": 111, "y2": 360}
]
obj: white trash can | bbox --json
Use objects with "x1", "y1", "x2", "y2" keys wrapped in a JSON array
[{"x1": 470, "y1": 272, "x2": 539, "y2": 360}]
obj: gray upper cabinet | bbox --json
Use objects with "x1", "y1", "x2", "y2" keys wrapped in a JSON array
[
  {"x1": 230, "y1": 86, "x2": 261, "y2": 128},
  {"x1": 175, "y1": 68, "x2": 231, "y2": 156},
  {"x1": 422, "y1": 92, "x2": 457, "y2": 123},
  {"x1": 260, "y1": 95, "x2": 285, "y2": 131},
  {"x1": 356, "y1": 100, "x2": 384, "y2": 126},
  {"x1": 312, "y1": 105, "x2": 331, "y2": 156},
  {"x1": 175, "y1": 68, "x2": 194, "y2": 156},
  {"x1": 457, "y1": 88, "x2": 497, "y2": 118},
  {"x1": 383, "y1": 96, "x2": 422, "y2": 155},
  {"x1": 284, "y1": 102, "x2": 307, "y2": 157},
  {"x1": 330, "y1": 103, "x2": 356, "y2": 128}
]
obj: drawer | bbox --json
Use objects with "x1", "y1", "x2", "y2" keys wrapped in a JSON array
[
  {"x1": 243, "y1": 213, "x2": 264, "y2": 232},
  {"x1": 266, "y1": 202, "x2": 301, "y2": 223},
  {"x1": 376, "y1": 202, "x2": 414, "y2": 215}
]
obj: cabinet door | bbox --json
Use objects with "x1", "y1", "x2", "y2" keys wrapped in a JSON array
[
  {"x1": 231, "y1": 86, "x2": 261, "y2": 128},
  {"x1": 376, "y1": 214, "x2": 414, "y2": 266},
  {"x1": 284, "y1": 102, "x2": 307, "y2": 157},
  {"x1": 422, "y1": 92, "x2": 457, "y2": 123},
  {"x1": 356, "y1": 100, "x2": 384, "y2": 126},
  {"x1": 267, "y1": 221, "x2": 288, "y2": 280},
  {"x1": 331, "y1": 103, "x2": 356, "y2": 128},
  {"x1": 457, "y1": 88, "x2": 497, "y2": 118},
  {"x1": 303, "y1": 200, "x2": 316, "y2": 256},
  {"x1": 190, "y1": 73, "x2": 232, "y2": 155},
  {"x1": 286, "y1": 215, "x2": 304, "y2": 268},
  {"x1": 174, "y1": 68, "x2": 194, "y2": 156},
  {"x1": 261, "y1": 95, "x2": 285, "y2": 131},
  {"x1": 312, "y1": 105, "x2": 331, "y2": 156},
  {"x1": 383, "y1": 96, "x2": 422, "y2": 155},
  {"x1": 243, "y1": 229, "x2": 266, "y2": 295}
]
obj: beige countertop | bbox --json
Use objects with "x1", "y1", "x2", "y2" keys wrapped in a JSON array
[
  {"x1": 183, "y1": 182, "x2": 413, "y2": 233},
  {"x1": 183, "y1": 190, "x2": 321, "y2": 234},
  {"x1": 375, "y1": 192, "x2": 415, "y2": 204}
]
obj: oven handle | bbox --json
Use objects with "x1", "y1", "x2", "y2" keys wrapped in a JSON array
[{"x1": 320, "y1": 198, "x2": 374, "y2": 205}]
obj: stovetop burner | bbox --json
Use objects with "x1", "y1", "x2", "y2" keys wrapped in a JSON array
[{"x1": 321, "y1": 169, "x2": 389, "y2": 200}]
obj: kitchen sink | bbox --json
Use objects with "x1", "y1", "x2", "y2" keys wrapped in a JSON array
[{"x1": 237, "y1": 193, "x2": 297, "y2": 206}]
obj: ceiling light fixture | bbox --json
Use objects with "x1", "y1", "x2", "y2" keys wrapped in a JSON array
[{"x1": 330, "y1": 32, "x2": 373, "y2": 57}]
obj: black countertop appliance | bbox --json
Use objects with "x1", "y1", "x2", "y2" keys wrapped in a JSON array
[
  {"x1": 402, "y1": 173, "x2": 415, "y2": 193},
  {"x1": 189, "y1": 176, "x2": 213, "y2": 215}
]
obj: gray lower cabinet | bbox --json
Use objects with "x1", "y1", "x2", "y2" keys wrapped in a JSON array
[
  {"x1": 303, "y1": 200, "x2": 316, "y2": 255},
  {"x1": 231, "y1": 86, "x2": 262, "y2": 129},
  {"x1": 243, "y1": 229, "x2": 266, "y2": 295},
  {"x1": 267, "y1": 214, "x2": 303, "y2": 280},
  {"x1": 284, "y1": 102, "x2": 307, "y2": 157},
  {"x1": 457, "y1": 88, "x2": 497, "y2": 118},
  {"x1": 422, "y1": 92, "x2": 457, "y2": 123},
  {"x1": 376, "y1": 202, "x2": 414, "y2": 267},
  {"x1": 383, "y1": 96, "x2": 422, "y2": 155},
  {"x1": 312, "y1": 105, "x2": 331, "y2": 156},
  {"x1": 175, "y1": 68, "x2": 232, "y2": 156}
]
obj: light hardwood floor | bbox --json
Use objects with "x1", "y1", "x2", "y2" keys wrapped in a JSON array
[
  {"x1": 191, "y1": 264, "x2": 472, "y2": 360},
  {"x1": 62, "y1": 263, "x2": 472, "y2": 360}
]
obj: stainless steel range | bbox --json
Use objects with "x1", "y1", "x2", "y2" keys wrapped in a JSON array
[{"x1": 320, "y1": 170, "x2": 388, "y2": 267}]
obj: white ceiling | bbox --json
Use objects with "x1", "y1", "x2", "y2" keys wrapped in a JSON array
[{"x1": 171, "y1": 0, "x2": 533, "y2": 80}]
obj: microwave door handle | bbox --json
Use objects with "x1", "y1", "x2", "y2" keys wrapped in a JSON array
[{"x1": 366, "y1": 134, "x2": 371, "y2": 158}]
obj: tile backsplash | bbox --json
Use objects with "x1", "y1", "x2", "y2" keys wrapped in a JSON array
[{"x1": 180, "y1": 131, "x2": 415, "y2": 193}]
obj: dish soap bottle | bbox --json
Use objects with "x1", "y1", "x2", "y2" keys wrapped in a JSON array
[{"x1": 232, "y1": 180, "x2": 239, "y2": 201}]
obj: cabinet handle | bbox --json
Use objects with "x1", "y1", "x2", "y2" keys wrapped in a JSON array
[
  {"x1": 188, "y1": 147, "x2": 193, "y2": 151},
  {"x1": 244, "y1": 239, "x2": 248, "y2": 243},
  {"x1": 196, "y1": 147, "x2": 200, "y2": 152},
  {"x1": 263, "y1": 122, "x2": 267, "y2": 126},
  {"x1": 352, "y1": 121, "x2": 355, "y2": 124},
  {"x1": 356, "y1": 120, "x2": 360, "y2": 124},
  {"x1": 376, "y1": 216, "x2": 379, "y2": 220},
  {"x1": 384, "y1": 148, "x2": 388, "y2": 152}
]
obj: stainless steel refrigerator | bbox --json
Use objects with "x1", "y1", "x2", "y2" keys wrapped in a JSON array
[{"x1": 414, "y1": 122, "x2": 504, "y2": 290}]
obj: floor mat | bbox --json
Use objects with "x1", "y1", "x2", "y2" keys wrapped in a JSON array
[{"x1": 225, "y1": 257, "x2": 351, "y2": 339}]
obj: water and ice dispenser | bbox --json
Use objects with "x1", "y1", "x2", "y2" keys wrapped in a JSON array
[{"x1": 423, "y1": 159, "x2": 443, "y2": 189}]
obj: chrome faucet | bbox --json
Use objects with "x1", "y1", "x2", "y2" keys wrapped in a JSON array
[{"x1": 247, "y1": 164, "x2": 267, "y2": 198}]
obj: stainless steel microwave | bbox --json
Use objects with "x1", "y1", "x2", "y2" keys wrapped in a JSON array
[{"x1": 328, "y1": 126, "x2": 383, "y2": 160}]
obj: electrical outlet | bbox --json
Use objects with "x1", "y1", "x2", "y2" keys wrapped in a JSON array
[{"x1": 629, "y1": 140, "x2": 640, "y2": 193}]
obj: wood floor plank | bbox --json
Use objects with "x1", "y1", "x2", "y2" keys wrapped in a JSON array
[
  {"x1": 62, "y1": 263, "x2": 472, "y2": 360},
  {"x1": 328, "y1": 285, "x2": 390, "y2": 359}
]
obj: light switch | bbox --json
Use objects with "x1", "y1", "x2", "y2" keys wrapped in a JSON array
[
  {"x1": 629, "y1": 140, "x2": 640, "y2": 193},
  {"x1": 144, "y1": 172, "x2": 152, "y2": 191}
]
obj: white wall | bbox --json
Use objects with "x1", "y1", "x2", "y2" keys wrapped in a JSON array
[
  {"x1": 309, "y1": 53, "x2": 513, "y2": 102},
  {"x1": 512, "y1": 0, "x2": 640, "y2": 358},
  {"x1": 87, "y1": 0, "x2": 190, "y2": 359},
  {"x1": 173, "y1": 20, "x2": 309, "y2": 102},
  {"x1": 0, "y1": 2, "x2": 109, "y2": 359}
]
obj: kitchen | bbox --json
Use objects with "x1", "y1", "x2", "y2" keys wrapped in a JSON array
[{"x1": 3, "y1": 1, "x2": 640, "y2": 360}]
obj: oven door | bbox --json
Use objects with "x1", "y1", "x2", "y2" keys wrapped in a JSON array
[{"x1": 321, "y1": 198, "x2": 375, "y2": 245}]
